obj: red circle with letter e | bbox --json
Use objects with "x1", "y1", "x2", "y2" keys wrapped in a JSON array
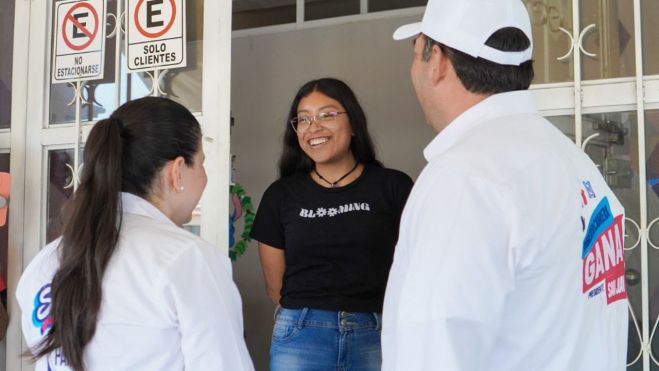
[
  {"x1": 134, "y1": 0, "x2": 177, "y2": 38},
  {"x1": 62, "y1": 2, "x2": 99, "y2": 51}
]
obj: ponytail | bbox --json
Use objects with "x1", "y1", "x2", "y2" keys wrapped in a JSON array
[
  {"x1": 34, "y1": 117, "x2": 124, "y2": 371},
  {"x1": 32, "y1": 96, "x2": 201, "y2": 371}
]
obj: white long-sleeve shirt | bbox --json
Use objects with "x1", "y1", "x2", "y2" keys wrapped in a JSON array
[
  {"x1": 382, "y1": 91, "x2": 628, "y2": 371},
  {"x1": 17, "y1": 192, "x2": 255, "y2": 371}
]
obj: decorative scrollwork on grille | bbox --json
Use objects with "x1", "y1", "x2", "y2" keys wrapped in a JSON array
[
  {"x1": 66, "y1": 81, "x2": 91, "y2": 107},
  {"x1": 144, "y1": 69, "x2": 169, "y2": 96},
  {"x1": 63, "y1": 163, "x2": 84, "y2": 190},
  {"x1": 556, "y1": 27, "x2": 575, "y2": 61},
  {"x1": 650, "y1": 314, "x2": 659, "y2": 365},
  {"x1": 106, "y1": 11, "x2": 126, "y2": 39},
  {"x1": 624, "y1": 217, "x2": 641, "y2": 251},
  {"x1": 577, "y1": 24, "x2": 598, "y2": 59},
  {"x1": 556, "y1": 24, "x2": 598, "y2": 61},
  {"x1": 627, "y1": 301, "x2": 644, "y2": 366},
  {"x1": 646, "y1": 217, "x2": 659, "y2": 250},
  {"x1": 581, "y1": 132, "x2": 600, "y2": 151}
]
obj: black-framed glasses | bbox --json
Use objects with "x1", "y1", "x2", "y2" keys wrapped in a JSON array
[{"x1": 289, "y1": 111, "x2": 347, "y2": 133}]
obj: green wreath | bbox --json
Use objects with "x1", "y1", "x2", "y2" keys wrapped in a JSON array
[{"x1": 229, "y1": 183, "x2": 255, "y2": 261}]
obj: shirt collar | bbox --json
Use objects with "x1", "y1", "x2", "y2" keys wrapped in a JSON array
[
  {"x1": 121, "y1": 192, "x2": 176, "y2": 227},
  {"x1": 423, "y1": 90, "x2": 538, "y2": 161}
]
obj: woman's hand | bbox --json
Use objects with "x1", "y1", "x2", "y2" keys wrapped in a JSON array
[{"x1": 258, "y1": 243, "x2": 285, "y2": 304}]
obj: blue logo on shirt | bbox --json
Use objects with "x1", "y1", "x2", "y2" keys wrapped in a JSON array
[
  {"x1": 582, "y1": 197, "x2": 613, "y2": 258},
  {"x1": 32, "y1": 284, "x2": 53, "y2": 335}
]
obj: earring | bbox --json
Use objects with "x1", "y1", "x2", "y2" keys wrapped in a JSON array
[{"x1": 180, "y1": 186, "x2": 185, "y2": 191}]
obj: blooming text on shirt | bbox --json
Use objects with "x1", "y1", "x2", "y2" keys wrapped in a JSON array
[{"x1": 299, "y1": 202, "x2": 371, "y2": 218}]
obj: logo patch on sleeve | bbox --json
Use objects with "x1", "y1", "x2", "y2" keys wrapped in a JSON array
[
  {"x1": 581, "y1": 197, "x2": 626, "y2": 304},
  {"x1": 32, "y1": 284, "x2": 53, "y2": 335}
]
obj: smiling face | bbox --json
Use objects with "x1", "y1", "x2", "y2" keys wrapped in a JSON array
[{"x1": 295, "y1": 91, "x2": 354, "y2": 166}]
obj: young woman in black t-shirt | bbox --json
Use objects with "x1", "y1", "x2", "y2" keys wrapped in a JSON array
[{"x1": 251, "y1": 78, "x2": 413, "y2": 371}]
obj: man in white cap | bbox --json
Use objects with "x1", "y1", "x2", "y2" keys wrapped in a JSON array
[{"x1": 382, "y1": 0, "x2": 629, "y2": 370}]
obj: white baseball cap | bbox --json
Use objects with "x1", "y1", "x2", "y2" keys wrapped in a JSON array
[{"x1": 393, "y1": 0, "x2": 533, "y2": 66}]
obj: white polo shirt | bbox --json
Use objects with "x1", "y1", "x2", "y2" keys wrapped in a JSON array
[
  {"x1": 17, "y1": 193, "x2": 255, "y2": 371},
  {"x1": 382, "y1": 91, "x2": 628, "y2": 371}
]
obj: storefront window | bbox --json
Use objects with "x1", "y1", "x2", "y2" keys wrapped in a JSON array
[
  {"x1": 580, "y1": 0, "x2": 636, "y2": 80},
  {"x1": 233, "y1": 0, "x2": 295, "y2": 30},
  {"x1": 46, "y1": 149, "x2": 74, "y2": 244},
  {"x1": 49, "y1": 0, "x2": 204, "y2": 125},
  {"x1": 523, "y1": 0, "x2": 574, "y2": 84},
  {"x1": 49, "y1": 0, "x2": 118, "y2": 125},
  {"x1": 368, "y1": 0, "x2": 426, "y2": 12},
  {"x1": 545, "y1": 115, "x2": 575, "y2": 140},
  {"x1": 305, "y1": 0, "x2": 359, "y2": 21},
  {"x1": 0, "y1": 0, "x2": 15, "y2": 130},
  {"x1": 644, "y1": 110, "x2": 659, "y2": 371},
  {"x1": 547, "y1": 113, "x2": 642, "y2": 368},
  {"x1": 583, "y1": 111, "x2": 642, "y2": 368},
  {"x1": 0, "y1": 154, "x2": 8, "y2": 306},
  {"x1": 0, "y1": 1, "x2": 13, "y2": 364},
  {"x1": 0, "y1": 153, "x2": 7, "y2": 366},
  {"x1": 642, "y1": 0, "x2": 659, "y2": 76}
]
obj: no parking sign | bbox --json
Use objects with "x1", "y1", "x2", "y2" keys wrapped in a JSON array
[
  {"x1": 52, "y1": 0, "x2": 106, "y2": 83},
  {"x1": 126, "y1": 0, "x2": 187, "y2": 72}
]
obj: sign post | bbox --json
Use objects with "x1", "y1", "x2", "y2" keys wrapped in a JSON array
[
  {"x1": 126, "y1": 0, "x2": 187, "y2": 73},
  {"x1": 52, "y1": 0, "x2": 107, "y2": 191}
]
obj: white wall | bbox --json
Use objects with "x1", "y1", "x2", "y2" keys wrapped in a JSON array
[{"x1": 230, "y1": 14, "x2": 433, "y2": 371}]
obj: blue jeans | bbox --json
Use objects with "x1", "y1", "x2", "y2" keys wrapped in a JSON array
[{"x1": 270, "y1": 307, "x2": 382, "y2": 371}]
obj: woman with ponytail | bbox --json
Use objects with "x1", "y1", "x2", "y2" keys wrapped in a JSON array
[{"x1": 16, "y1": 97, "x2": 254, "y2": 371}]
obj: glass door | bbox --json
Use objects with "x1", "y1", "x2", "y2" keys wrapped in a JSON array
[
  {"x1": 6, "y1": 1, "x2": 232, "y2": 369},
  {"x1": 527, "y1": 0, "x2": 658, "y2": 369}
]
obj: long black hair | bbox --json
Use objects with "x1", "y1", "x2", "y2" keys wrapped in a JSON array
[
  {"x1": 278, "y1": 78, "x2": 383, "y2": 178},
  {"x1": 33, "y1": 97, "x2": 201, "y2": 371}
]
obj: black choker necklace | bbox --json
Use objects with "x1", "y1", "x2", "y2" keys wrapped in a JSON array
[{"x1": 314, "y1": 162, "x2": 359, "y2": 188}]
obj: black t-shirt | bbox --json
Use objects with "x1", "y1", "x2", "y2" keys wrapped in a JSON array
[{"x1": 251, "y1": 164, "x2": 413, "y2": 313}]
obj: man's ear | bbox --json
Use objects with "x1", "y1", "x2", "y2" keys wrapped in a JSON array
[{"x1": 431, "y1": 44, "x2": 450, "y2": 86}]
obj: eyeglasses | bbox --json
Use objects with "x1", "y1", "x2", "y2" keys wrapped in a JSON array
[{"x1": 289, "y1": 111, "x2": 347, "y2": 133}]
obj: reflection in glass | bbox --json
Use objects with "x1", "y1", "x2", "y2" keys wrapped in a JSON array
[
  {"x1": 0, "y1": 0, "x2": 15, "y2": 129},
  {"x1": 522, "y1": 0, "x2": 573, "y2": 84},
  {"x1": 233, "y1": 0, "x2": 296, "y2": 30},
  {"x1": 124, "y1": 0, "x2": 203, "y2": 112},
  {"x1": 644, "y1": 110, "x2": 659, "y2": 370},
  {"x1": 583, "y1": 112, "x2": 642, "y2": 370},
  {"x1": 642, "y1": 0, "x2": 659, "y2": 76},
  {"x1": 548, "y1": 113, "x2": 642, "y2": 369},
  {"x1": 546, "y1": 115, "x2": 575, "y2": 142},
  {"x1": 50, "y1": 0, "x2": 204, "y2": 124},
  {"x1": 0, "y1": 154, "x2": 8, "y2": 304},
  {"x1": 47, "y1": 149, "x2": 74, "y2": 244},
  {"x1": 580, "y1": 0, "x2": 635, "y2": 80},
  {"x1": 0, "y1": 153, "x2": 6, "y2": 365},
  {"x1": 368, "y1": 0, "x2": 426, "y2": 12},
  {"x1": 147, "y1": 0, "x2": 203, "y2": 113},
  {"x1": 305, "y1": 0, "x2": 359, "y2": 21}
]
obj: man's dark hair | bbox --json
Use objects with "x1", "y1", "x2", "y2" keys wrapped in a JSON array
[{"x1": 423, "y1": 27, "x2": 534, "y2": 94}]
